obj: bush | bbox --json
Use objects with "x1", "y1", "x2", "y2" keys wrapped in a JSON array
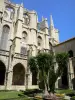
[
  {"x1": 23, "y1": 89, "x2": 43, "y2": 97},
  {"x1": 71, "y1": 96, "x2": 75, "y2": 100},
  {"x1": 66, "y1": 92, "x2": 75, "y2": 97}
]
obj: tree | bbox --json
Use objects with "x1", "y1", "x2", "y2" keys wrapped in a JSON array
[
  {"x1": 49, "y1": 53, "x2": 69, "y2": 93},
  {"x1": 56, "y1": 53, "x2": 69, "y2": 78},
  {"x1": 28, "y1": 56, "x2": 38, "y2": 73},
  {"x1": 36, "y1": 53, "x2": 54, "y2": 94},
  {"x1": 28, "y1": 52, "x2": 69, "y2": 94},
  {"x1": 28, "y1": 53, "x2": 54, "y2": 93}
]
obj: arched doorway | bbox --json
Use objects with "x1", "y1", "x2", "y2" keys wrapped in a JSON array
[
  {"x1": 32, "y1": 71, "x2": 37, "y2": 85},
  {"x1": 0, "y1": 61, "x2": 6, "y2": 85},
  {"x1": 61, "y1": 66, "x2": 68, "y2": 89},
  {"x1": 68, "y1": 50, "x2": 73, "y2": 58},
  {"x1": 12, "y1": 63, "x2": 25, "y2": 85}
]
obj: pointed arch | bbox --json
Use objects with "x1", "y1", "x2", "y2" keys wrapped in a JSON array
[
  {"x1": 0, "y1": 61, "x2": 6, "y2": 85},
  {"x1": 22, "y1": 31, "x2": 28, "y2": 43},
  {"x1": 68, "y1": 50, "x2": 73, "y2": 58},
  {"x1": 0, "y1": 25, "x2": 10, "y2": 50},
  {"x1": 12, "y1": 63, "x2": 25, "y2": 85},
  {"x1": 37, "y1": 36, "x2": 42, "y2": 46},
  {"x1": 6, "y1": 6, "x2": 15, "y2": 20}
]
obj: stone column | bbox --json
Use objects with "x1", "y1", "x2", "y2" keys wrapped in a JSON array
[
  {"x1": 68, "y1": 58, "x2": 74, "y2": 89},
  {"x1": 5, "y1": 45, "x2": 13, "y2": 90},
  {"x1": 6, "y1": 69, "x2": 13, "y2": 90},
  {"x1": 26, "y1": 48, "x2": 33, "y2": 89}
]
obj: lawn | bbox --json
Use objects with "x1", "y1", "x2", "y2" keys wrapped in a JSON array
[
  {"x1": 0, "y1": 91, "x2": 31, "y2": 100},
  {"x1": 0, "y1": 89, "x2": 74, "y2": 100},
  {"x1": 55, "y1": 89, "x2": 75, "y2": 94}
]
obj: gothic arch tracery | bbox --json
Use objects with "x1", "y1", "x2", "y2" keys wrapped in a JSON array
[
  {"x1": 12, "y1": 63, "x2": 25, "y2": 85},
  {"x1": 0, "y1": 25, "x2": 10, "y2": 50}
]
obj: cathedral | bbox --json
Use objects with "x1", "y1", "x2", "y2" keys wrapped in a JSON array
[{"x1": 0, "y1": 0, "x2": 75, "y2": 90}]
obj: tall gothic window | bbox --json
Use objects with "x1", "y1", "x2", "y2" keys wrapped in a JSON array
[
  {"x1": 20, "y1": 47, "x2": 27, "y2": 56},
  {"x1": 37, "y1": 36, "x2": 42, "y2": 46},
  {"x1": 23, "y1": 13, "x2": 30, "y2": 25},
  {"x1": 0, "y1": 25, "x2": 10, "y2": 50},
  {"x1": 6, "y1": 6, "x2": 15, "y2": 20},
  {"x1": 22, "y1": 31, "x2": 28, "y2": 43}
]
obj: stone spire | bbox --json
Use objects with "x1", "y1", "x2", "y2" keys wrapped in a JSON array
[
  {"x1": 21, "y1": 2, "x2": 23, "y2": 7},
  {"x1": 21, "y1": 0, "x2": 24, "y2": 7},
  {"x1": 50, "y1": 15, "x2": 54, "y2": 28}
]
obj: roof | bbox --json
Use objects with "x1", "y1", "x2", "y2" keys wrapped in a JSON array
[{"x1": 54, "y1": 37, "x2": 75, "y2": 47}]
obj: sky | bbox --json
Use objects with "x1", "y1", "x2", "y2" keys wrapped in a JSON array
[{"x1": 11, "y1": 0, "x2": 75, "y2": 42}]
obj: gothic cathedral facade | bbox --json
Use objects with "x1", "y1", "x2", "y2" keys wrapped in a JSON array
[{"x1": 0, "y1": 0, "x2": 75, "y2": 90}]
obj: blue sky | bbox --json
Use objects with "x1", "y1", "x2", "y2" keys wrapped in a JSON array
[{"x1": 11, "y1": 0, "x2": 75, "y2": 42}]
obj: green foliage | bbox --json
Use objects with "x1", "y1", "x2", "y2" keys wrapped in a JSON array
[
  {"x1": 36, "y1": 53, "x2": 54, "y2": 91},
  {"x1": 71, "y1": 96, "x2": 75, "y2": 100},
  {"x1": 55, "y1": 89, "x2": 74, "y2": 94},
  {"x1": 56, "y1": 53, "x2": 69, "y2": 77},
  {"x1": 28, "y1": 56, "x2": 38, "y2": 73},
  {"x1": 28, "y1": 52, "x2": 69, "y2": 93},
  {"x1": 49, "y1": 68, "x2": 56, "y2": 92},
  {"x1": 36, "y1": 53, "x2": 54, "y2": 73}
]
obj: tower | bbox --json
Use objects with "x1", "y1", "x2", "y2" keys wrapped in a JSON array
[
  {"x1": 49, "y1": 15, "x2": 59, "y2": 45},
  {"x1": 0, "y1": 0, "x2": 4, "y2": 12}
]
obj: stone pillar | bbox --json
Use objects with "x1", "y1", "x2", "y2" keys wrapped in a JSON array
[
  {"x1": 28, "y1": 72, "x2": 32, "y2": 89},
  {"x1": 14, "y1": 4, "x2": 23, "y2": 53},
  {"x1": 68, "y1": 58, "x2": 74, "y2": 89},
  {"x1": 5, "y1": 45, "x2": 13, "y2": 90},
  {"x1": 6, "y1": 69, "x2": 13, "y2": 90},
  {"x1": 26, "y1": 48, "x2": 33, "y2": 89},
  {"x1": 55, "y1": 62, "x2": 59, "y2": 89}
]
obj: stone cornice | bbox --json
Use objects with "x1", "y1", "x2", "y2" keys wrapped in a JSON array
[{"x1": 13, "y1": 37, "x2": 21, "y2": 41}]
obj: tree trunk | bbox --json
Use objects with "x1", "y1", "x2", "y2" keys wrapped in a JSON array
[
  {"x1": 44, "y1": 83, "x2": 49, "y2": 95},
  {"x1": 47, "y1": 71, "x2": 50, "y2": 91}
]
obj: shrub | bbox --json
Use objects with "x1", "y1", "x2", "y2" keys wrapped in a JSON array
[
  {"x1": 66, "y1": 92, "x2": 75, "y2": 97},
  {"x1": 71, "y1": 96, "x2": 75, "y2": 100},
  {"x1": 23, "y1": 89, "x2": 43, "y2": 97}
]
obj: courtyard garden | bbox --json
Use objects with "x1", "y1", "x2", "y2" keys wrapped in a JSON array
[
  {"x1": 0, "y1": 52, "x2": 75, "y2": 100},
  {"x1": 0, "y1": 89, "x2": 75, "y2": 100}
]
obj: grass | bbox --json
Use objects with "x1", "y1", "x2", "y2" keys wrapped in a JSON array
[
  {"x1": 0, "y1": 91, "x2": 32, "y2": 100},
  {"x1": 0, "y1": 89, "x2": 74, "y2": 100},
  {"x1": 0, "y1": 90, "x2": 34, "y2": 100},
  {"x1": 55, "y1": 89, "x2": 75, "y2": 94},
  {"x1": 0, "y1": 91, "x2": 21, "y2": 99}
]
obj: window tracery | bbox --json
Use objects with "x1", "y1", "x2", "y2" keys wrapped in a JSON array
[
  {"x1": 23, "y1": 13, "x2": 30, "y2": 25},
  {"x1": 22, "y1": 31, "x2": 28, "y2": 43},
  {"x1": 6, "y1": 6, "x2": 15, "y2": 20},
  {"x1": 0, "y1": 25, "x2": 10, "y2": 50},
  {"x1": 37, "y1": 36, "x2": 42, "y2": 46}
]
